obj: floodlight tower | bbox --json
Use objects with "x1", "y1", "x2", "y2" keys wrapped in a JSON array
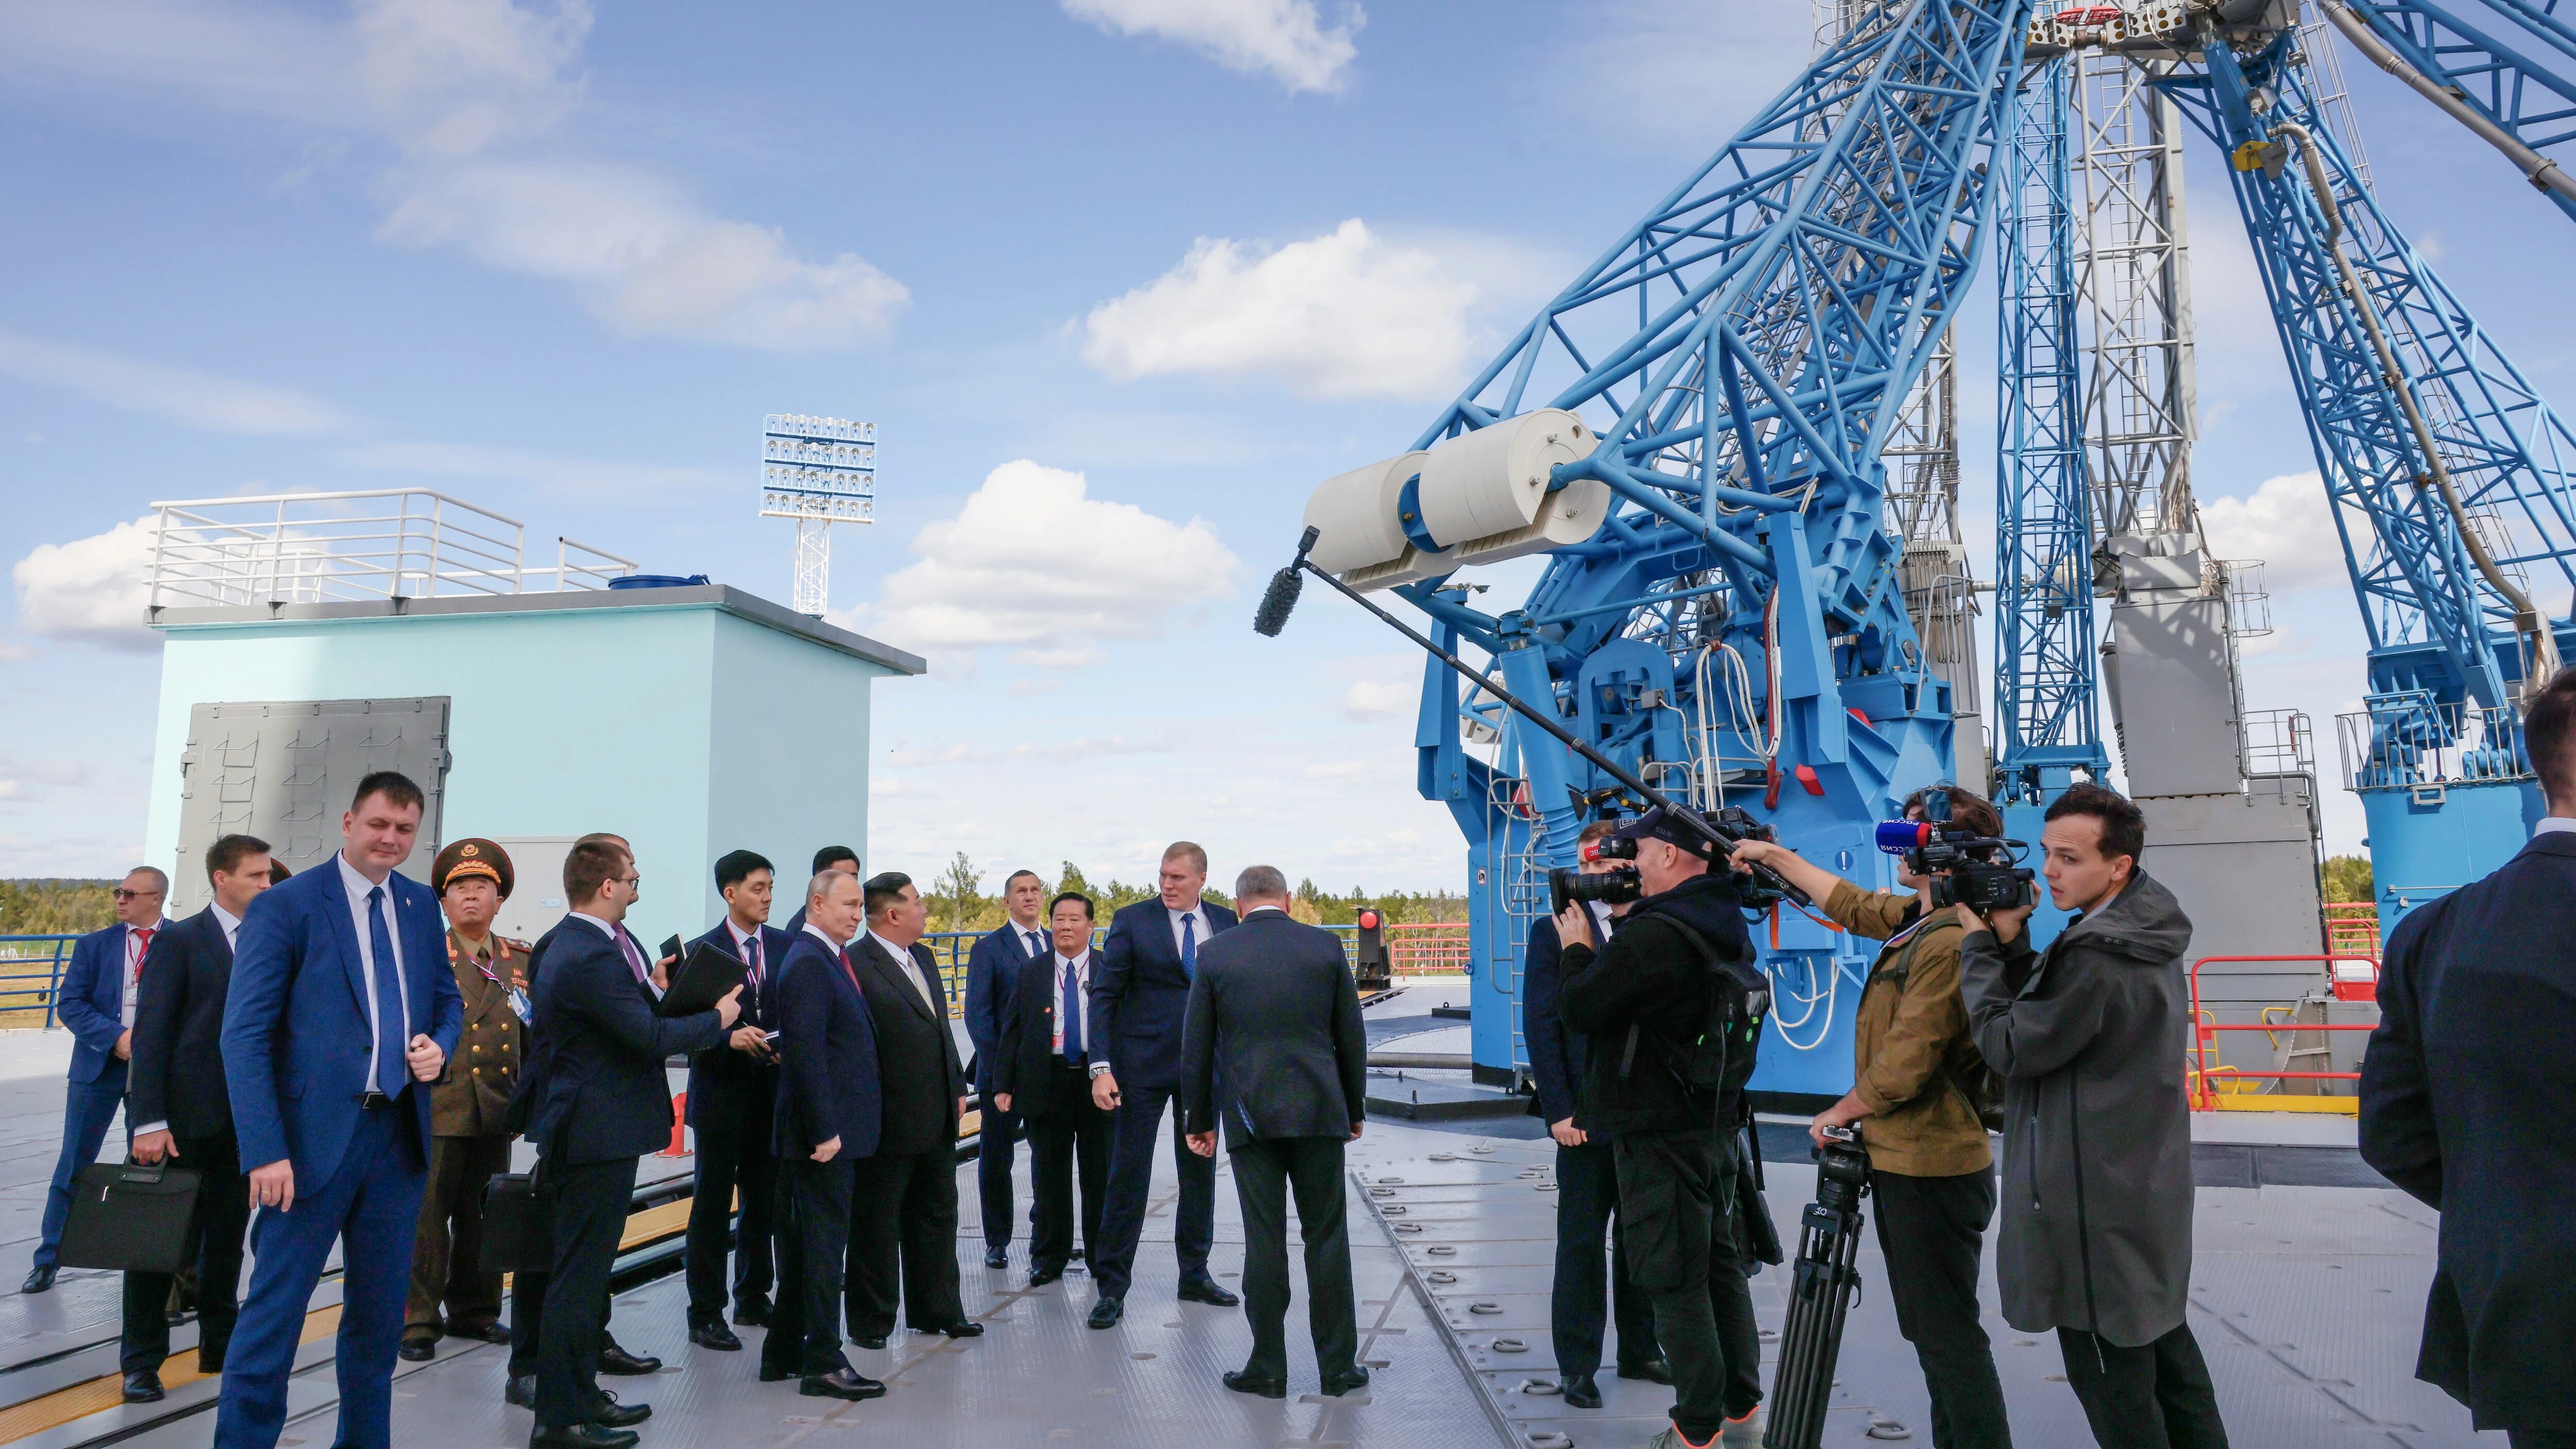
[{"x1": 760, "y1": 415, "x2": 876, "y2": 615}]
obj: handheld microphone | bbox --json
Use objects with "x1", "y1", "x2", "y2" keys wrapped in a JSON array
[{"x1": 1874, "y1": 820, "x2": 1930, "y2": 855}]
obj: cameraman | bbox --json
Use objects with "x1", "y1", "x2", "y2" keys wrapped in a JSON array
[
  {"x1": 1955, "y1": 783, "x2": 2223, "y2": 1449},
  {"x1": 1730, "y1": 783, "x2": 2013, "y2": 1449},
  {"x1": 1556, "y1": 809, "x2": 1765, "y2": 1449}
]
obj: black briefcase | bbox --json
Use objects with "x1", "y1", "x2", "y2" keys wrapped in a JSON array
[
  {"x1": 481, "y1": 1170, "x2": 553, "y2": 1275},
  {"x1": 60, "y1": 1163, "x2": 201, "y2": 1273}
]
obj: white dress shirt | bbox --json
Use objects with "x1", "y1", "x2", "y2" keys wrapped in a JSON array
[
  {"x1": 2537, "y1": 816, "x2": 2576, "y2": 837},
  {"x1": 868, "y1": 930, "x2": 939, "y2": 1013},
  {"x1": 730, "y1": 920, "x2": 768, "y2": 992},
  {"x1": 1050, "y1": 949, "x2": 1093, "y2": 1056},
  {"x1": 211, "y1": 903, "x2": 243, "y2": 952},
  {"x1": 120, "y1": 920, "x2": 167, "y2": 1028},
  {"x1": 1012, "y1": 921, "x2": 1047, "y2": 960},
  {"x1": 1166, "y1": 902, "x2": 1209, "y2": 958},
  {"x1": 338, "y1": 852, "x2": 412, "y2": 1095}
]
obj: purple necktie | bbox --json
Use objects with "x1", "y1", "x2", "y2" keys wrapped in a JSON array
[{"x1": 618, "y1": 929, "x2": 649, "y2": 984}]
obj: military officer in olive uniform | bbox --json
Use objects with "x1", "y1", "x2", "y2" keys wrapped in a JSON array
[{"x1": 401, "y1": 839, "x2": 532, "y2": 1361}]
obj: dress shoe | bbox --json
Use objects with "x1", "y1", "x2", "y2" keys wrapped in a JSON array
[
  {"x1": 596, "y1": 1344, "x2": 659, "y2": 1376},
  {"x1": 588, "y1": 1392, "x2": 650, "y2": 1428},
  {"x1": 166, "y1": 1309, "x2": 186, "y2": 1326},
  {"x1": 1558, "y1": 1373, "x2": 1603, "y2": 1409},
  {"x1": 731, "y1": 1295, "x2": 772, "y2": 1327},
  {"x1": 934, "y1": 1321, "x2": 984, "y2": 1339},
  {"x1": 688, "y1": 1322, "x2": 741, "y2": 1352},
  {"x1": 196, "y1": 1349, "x2": 226, "y2": 1376},
  {"x1": 1027, "y1": 1266, "x2": 1063, "y2": 1287},
  {"x1": 1222, "y1": 1368, "x2": 1287, "y2": 1400},
  {"x1": 458, "y1": 1321, "x2": 516, "y2": 1345},
  {"x1": 122, "y1": 1370, "x2": 164, "y2": 1404},
  {"x1": 1086, "y1": 1298, "x2": 1124, "y2": 1330},
  {"x1": 1619, "y1": 1356, "x2": 1673, "y2": 1385},
  {"x1": 20, "y1": 1265, "x2": 56, "y2": 1294},
  {"x1": 1320, "y1": 1365, "x2": 1371, "y2": 1398},
  {"x1": 399, "y1": 1337, "x2": 436, "y2": 1362},
  {"x1": 800, "y1": 1369, "x2": 886, "y2": 1401},
  {"x1": 852, "y1": 1334, "x2": 888, "y2": 1351},
  {"x1": 1177, "y1": 1277, "x2": 1240, "y2": 1308},
  {"x1": 983, "y1": 1246, "x2": 1008, "y2": 1269},
  {"x1": 529, "y1": 1423, "x2": 637, "y2": 1449},
  {"x1": 506, "y1": 1374, "x2": 539, "y2": 1409}
]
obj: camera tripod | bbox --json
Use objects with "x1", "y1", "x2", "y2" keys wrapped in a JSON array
[{"x1": 1767, "y1": 1125, "x2": 1872, "y2": 1449}]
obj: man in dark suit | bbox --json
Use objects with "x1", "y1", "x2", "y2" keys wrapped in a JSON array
[
  {"x1": 1181, "y1": 865, "x2": 1369, "y2": 1401},
  {"x1": 759, "y1": 870, "x2": 886, "y2": 1402},
  {"x1": 992, "y1": 892, "x2": 1113, "y2": 1287},
  {"x1": 2363, "y1": 665, "x2": 2576, "y2": 1449},
  {"x1": 119, "y1": 836, "x2": 270, "y2": 1400},
  {"x1": 1084, "y1": 841, "x2": 1241, "y2": 1327},
  {"x1": 780, "y1": 846, "x2": 859, "y2": 939},
  {"x1": 1523, "y1": 820, "x2": 1664, "y2": 1408},
  {"x1": 26, "y1": 865, "x2": 167, "y2": 1295},
  {"x1": 214, "y1": 773, "x2": 464, "y2": 1449},
  {"x1": 963, "y1": 868, "x2": 1048, "y2": 1269},
  {"x1": 682, "y1": 850, "x2": 792, "y2": 1350},
  {"x1": 522, "y1": 839, "x2": 739, "y2": 1448},
  {"x1": 844, "y1": 872, "x2": 980, "y2": 1346}
]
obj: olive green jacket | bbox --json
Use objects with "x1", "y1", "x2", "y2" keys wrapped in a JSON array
[{"x1": 1822, "y1": 881, "x2": 1993, "y2": 1177}]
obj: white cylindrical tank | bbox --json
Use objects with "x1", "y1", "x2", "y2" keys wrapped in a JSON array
[
  {"x1": 1416, "y1": 409, "x2": 1594, "y2": 548},
  {"x1": 1301, "y1": 450, "x2": 1427, "y2": 574}
]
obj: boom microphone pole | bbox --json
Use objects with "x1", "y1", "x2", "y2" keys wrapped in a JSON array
[{"x1": 1254, "y1": 526, "x2": 1809, "y2": 907}]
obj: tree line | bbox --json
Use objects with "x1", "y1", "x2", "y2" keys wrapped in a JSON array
[{"x1": 921, "y1": 853, "x2": 1469, "y2": 935}]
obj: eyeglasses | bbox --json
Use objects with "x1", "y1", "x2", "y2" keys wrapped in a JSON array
[{"x1": 112, "y1": 887, "x2": 163, "y2": 902}]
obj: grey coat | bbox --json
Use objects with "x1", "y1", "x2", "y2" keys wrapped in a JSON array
[{"x1": 1959, "y1": 870, "x2": 2196, "y2": 1347}]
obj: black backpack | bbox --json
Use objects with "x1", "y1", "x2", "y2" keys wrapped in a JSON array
[{"x1": 1613, "y1": 914, "x2": 1765, "y2": 1098}]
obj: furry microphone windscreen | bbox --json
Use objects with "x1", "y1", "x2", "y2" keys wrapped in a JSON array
[{"x1": 1252, "y1": 564, "x2": 1304, "y2": 637}]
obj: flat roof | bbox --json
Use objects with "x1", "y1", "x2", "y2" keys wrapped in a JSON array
[{"x1": 146, "y1": 582, "x2": 927, "y2": 677}]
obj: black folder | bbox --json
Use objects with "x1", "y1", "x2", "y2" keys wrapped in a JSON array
[
  {"x1": 60, "y1": 1163, "x2": 201, "y2": 1274},
  {"x1": 481, "y1": 1170, "x2": 550, "y2": 1274},
  {"x1": 656, "y1": 937, "x2": 748, "y2": 1017}
]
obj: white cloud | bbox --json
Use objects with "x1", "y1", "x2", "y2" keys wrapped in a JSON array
[
  {"x1": 1338, "y1": 678, "x2": 1411, "y2": 722},
  {"x1": 0, "y1": 642, "x2": 36, "y2": 664},
  {"x1": 886, "y1": 734, "x2": 1169, "y2": 768},
  {"x1": 1082, "y1": 219, "x2": 1481, "y2": 399},
  {"x1": 2199, "y1": 471, "x2": 2351, "y2": 594},
  {"x1": 11, "y1": 516, "x2": 162, "y2": 652},
  {"x1": 335, "y1": 438, "x2": 726, "y2": 494},
  {"x1": 0, "y1": 756, "x2": 96, "y2": 803},
  {"x1": 1300, "y1": 761, "x2": 1370, "y2": 780},
  {"x1": 0, "y1": 330, "x2": 347, "y2": 435},
  {"x1": 1062, "y1": 0, "x2": 1360, "y2": 94},
  {"x1": 844, "y1": 460, "x2": 1238, "y2": 666},
  {"x1": 1567, "y1": 0, "x2": 1813, "y2": 151}
]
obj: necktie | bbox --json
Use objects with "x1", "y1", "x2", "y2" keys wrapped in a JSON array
[
  {"x1": 367, "y1": 886, "x2": 406, "y2": 1097},
  {"x1": 1179, "y1": 912, "x2": 1198, "y2": 980},
  {"x1": 1025, "y1": 929, "x2": 1042, "y2": 958},
  {"x1": 1059, "y1": 961, "x2": 1086, "y2": 1067},
  {"x1": 130, "y1": 927, "x2": 156, "y2": 984},
  {"x1": 743, "y1": 932, "x2": 763, "y2": 992},
  {"x1": 618, "y1": 929, "x2": 650, "y2": 985}
]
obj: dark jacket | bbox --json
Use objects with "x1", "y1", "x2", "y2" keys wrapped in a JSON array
[
  {"x1": 1960, "y1": 870, "x2": 2195, "y2": 1347},
  {"x1": 1558, "y1": 873, "x2": 1755, "y2": 1137},
  {"x1": 1179, "y1": 910, "x2": 1368, "y2": 1148},
  {"x1": 684, "y1": 921, "x2": 789, "y2": 1125},
  {"x1": 963, "y1": 921, "x2": 1046, "y2": 1095},
  {"x1": 2361, "y1": 830, "x2": 2576, "y2": 1433},
  {"x1": 992, "y1": 948, "x2": 1095, "y2": 1120},
  {"x1": 850, "y1": 934, "x2": 965, "y2": 1157},
  {"x1": 770, "y1": 931, "x2": 883, "y2": 1160},
  {"x1": 1090, "y1": 897, "x2": 1238, "y2": 1093},
  {"x1": 129, "y1": 908, "x2": 235, "y2": 1138},
  {"x1": 526, "y1": 917, "x2": 725, "y2": 1165},
  {"x1": 433, "y1": 929, "x2": 530, "y2": 1138},
  {"x1": 1523, "y1": 909, "x2": 1611, "y2": 1129}
]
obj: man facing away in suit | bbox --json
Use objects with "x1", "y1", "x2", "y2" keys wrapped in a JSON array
[
  {"x1": 1181, "y1": 865, "x2": 1370, "y2": 1401},
  {"x1": 119, "y1": 836, "x2": 270, "y2": 1400},
  {"x1": 992, "y1": 891, "x2": 1114, "y2": 1288},
  {"x1": 843, "y1": 872, "x2": 982, "y2": 1347},
  {"x1": 682, "y1": 850, "x2": 791, "y2": 1351},
  {"x1": 27, "y1": 865, "x2": 168, "y2": 1295},
  {"x1": 759, "y1": 870, "x2": 887, "y2": 1403},
  {"x1": 214, "y1": 772, "x2": 464, "y2": 1449},
  {"x1": 963, "y1": 868, "x2": 1048, "y2": 1270},
  {"x1": 2363, "y1": 664, "x2": 2576, "y2": 1449},
  {"x1": 521, "y1": 839, "x2": 739, "y2": 1449},
  {"x1": 781, "y1": 846, "x2": 859, "y2": 939},
  {"x1": 1084, "y1": 841, "x2": 1241, "y2": 1328}
]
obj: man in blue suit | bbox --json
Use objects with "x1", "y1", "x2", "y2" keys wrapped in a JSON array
[
  {"x1": 24, "y1": 865, "x2": 170, "y2": 1294},
  {"x1": 682, "y1": 850, "x2": 793, "y2": 1349},
  {"x1": 2363, "y1": 665, "x2": 2576, "y2": 1449},
  {"x1": 1082, "y1": 841, "x2": 1240, "y2": 1328},
  {"x1": 963, "y1": 868, "x2": 1048, "y2": 1269},
  {"x1": 758, "y1": 869, "x2": 887, "y2": 1402},
  {"x1": 214, "y1": 772, "x2": 465, "y2": 1449}
]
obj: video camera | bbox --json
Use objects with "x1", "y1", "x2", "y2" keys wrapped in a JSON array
[
  {"x1": 1873, "y1": 786, "x2": 2034, "y2": 915},
  {"x1": 1547, "y1": 804, "x2": 1794, "y2": 916}
]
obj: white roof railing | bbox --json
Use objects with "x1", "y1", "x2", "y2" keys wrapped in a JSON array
[{"x1": 146, "y1": 490, "x2": 637, "y2": 610}]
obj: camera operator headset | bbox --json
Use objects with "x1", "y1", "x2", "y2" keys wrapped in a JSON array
[
  {"x1": 1727, "y1": 784, "x2": 2019, "y2": 1449},
  {"x1": 1554, "y1": 807, "x2": 1770, "y2": 1449}
]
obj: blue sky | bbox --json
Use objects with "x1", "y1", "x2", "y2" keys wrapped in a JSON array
[{"x1": 3, "y1": 0, "x2": 2571, "y2": 890}]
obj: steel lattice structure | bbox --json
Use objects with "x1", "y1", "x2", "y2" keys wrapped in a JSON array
[{"x1": 2331, "y1": 0, "x2": 2576, "y2": 218}]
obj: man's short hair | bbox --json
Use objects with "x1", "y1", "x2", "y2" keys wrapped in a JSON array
[
  {"x1": 715, "y1": 849, "x2": 773, "y2": 893},
  {"x1": 2044, "y1": 782, "x2": 2147, "y2": 864},
  {"x1": 206, "y1": 834, "x2": 270, "y2": 882},
  {"x1": 863, "y1": 871, "x2": 914, "y2": 919},
  {"x1": 1233, "y1": 864, "x2": 1290, "y2": 902},
  {"x1": 1577, "y1": 818, "x2": 1619, "y2": 846},
  {"x1": 1048, "y1": 890, "x2": 1095, "y2": 920},
  {"x1": 809, "y1": 870, "x2": 860, "y2": 907},
  {"x1": 1161, "y1": 840, "x2": 1209, "y2": 874},
  {"x1": 575, "y1": 831, "x2": 628, "y2": 848},
  {"x1": 350, "y1": 770, "x2": 425, "y2": 815},
  {"x1": 125, "y1": 865, "x2": 170, "y2": 895},
  {"x1": 813, "y1": 845, "x2": 860, "y2": 875},
  {"x1": 2526, "y1": 664, "x2": 2576, "y2": 806},
  {"x1": 563, "y1": 839, "x2": 630, "y2": 904},
  {"x1": 1004, "y1": 868, "x2": 1043, "y2": 890},
  {"x1": 1904, "y1": 782, "x2": 2005, "y2": 840}
]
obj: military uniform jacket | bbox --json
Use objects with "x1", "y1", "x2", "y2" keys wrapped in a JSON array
[{"x1": 436, "y1": 928, "x2": 530, "y2": 1138}]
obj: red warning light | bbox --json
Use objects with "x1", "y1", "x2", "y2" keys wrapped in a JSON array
[{"x1": 1357, "y1": 909, "x2": 1381, "y2": 930}]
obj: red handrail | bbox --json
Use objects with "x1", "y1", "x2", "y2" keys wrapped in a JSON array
[{"x1": 2185, "y1": 954, "x2": 2379, "y2": 1109}]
